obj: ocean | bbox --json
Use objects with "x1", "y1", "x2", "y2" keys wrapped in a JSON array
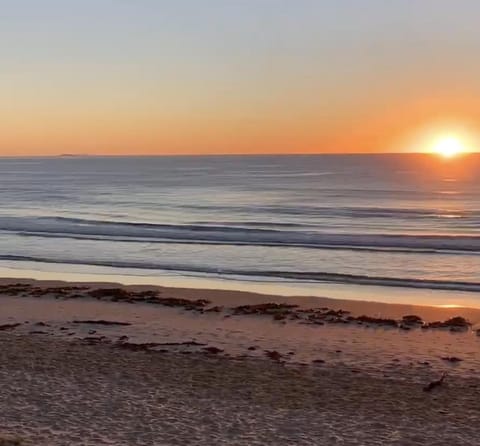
[{"x1": 0, "y1": 154, "x2": 479, "y2": 300}]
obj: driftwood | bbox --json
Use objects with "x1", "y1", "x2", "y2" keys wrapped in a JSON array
[{"x1": 423, "y1": 372, "x2": 447, "y2": 392}]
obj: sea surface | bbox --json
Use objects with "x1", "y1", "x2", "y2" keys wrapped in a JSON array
[{"x1": 0, "y1": 154, "x2": 479, "y2": 299}]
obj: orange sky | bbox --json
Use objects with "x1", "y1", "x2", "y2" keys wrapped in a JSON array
[{"x1": 2, "y1": 1, "x2": 480, "y2": 156}]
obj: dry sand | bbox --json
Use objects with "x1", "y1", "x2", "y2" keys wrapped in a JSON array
[
  {"x1": 1, "y1": 334, "x2": 480, "y2": 446},
  {"x1": 1, "y1": 278, "x2": 480, "y2": 445}
]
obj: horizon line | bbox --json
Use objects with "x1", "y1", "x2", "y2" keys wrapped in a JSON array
[{"x1": 0, "y1": 151, "x2": 478, "y2": 158}]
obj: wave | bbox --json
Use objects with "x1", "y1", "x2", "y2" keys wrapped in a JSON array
[
  {"x1": 1, "y1": 253, "x2": 480, "y2": 292},
  {"x1": 183, "y1": 204, "x2": 479, "y2": 220},
  {"x1": 0, "y1": 216, "x2": 480, "y2": 253},
  {"x1": 12, "y1": 231, "x2": 476, "y2": 255}
]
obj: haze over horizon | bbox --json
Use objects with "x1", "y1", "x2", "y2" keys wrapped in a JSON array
[{"x1": 2, "y1": 0, "x2": 480, "y2": 156}]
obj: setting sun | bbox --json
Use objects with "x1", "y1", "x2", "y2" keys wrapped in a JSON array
[{"x1": 432, "y1": 136, "x2": 466, "y2": 158}]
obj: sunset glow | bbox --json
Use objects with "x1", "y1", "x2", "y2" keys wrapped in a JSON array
[
  {"x1": 1, "y1": 2, "x2": 480, "y2": 155},
  {"x1": 432, "y1": 136, "x2": 466, "y2": 158}
]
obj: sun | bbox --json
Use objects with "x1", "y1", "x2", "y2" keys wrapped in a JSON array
[
  {"x1": 432, "y1": 136, "x2": 465, "y2": 158},
  {"x1": 404, "y1": 124, "x2": 478, "y2": 157}
]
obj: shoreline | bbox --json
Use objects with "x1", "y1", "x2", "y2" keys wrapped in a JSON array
[
  {"x1": 2, "y1": 277, "x2": 480, "y2": 444},
  {"x1": 1, "y1": 263, "x2": 480, "y2": 309},
  {"x1": 1, "y1": 275, "x2": 480, "y2": 322},
  {"x1": 2, "y1": 276, "x2": 480, "y2": 375}
]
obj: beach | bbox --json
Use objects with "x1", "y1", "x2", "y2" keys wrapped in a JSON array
[
  {"x1": 4, "y1": 1, "x2": 480, "y2": 444},
  {"x1": 1, "y1": 278, "x2": 480, "y2": 445}
]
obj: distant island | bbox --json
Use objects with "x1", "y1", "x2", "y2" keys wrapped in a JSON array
[{"x1": 59, "y1": 153, "x2": 90, "y2": 157}]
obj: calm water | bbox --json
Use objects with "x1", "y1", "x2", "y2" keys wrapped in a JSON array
[{"x1": 0, "y1": 154, "x2": 480, "y2": 293}]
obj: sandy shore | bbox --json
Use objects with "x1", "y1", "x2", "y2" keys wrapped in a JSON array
[
  {"x1": 1, "y1": 278, "x2": 480, "y2": 444},
  {"x1": 1, "y1": 333, "x2": 480, "y2": 445},
  {"x1": 2, "y1": 276, "x2": 480, "y2": 321}
]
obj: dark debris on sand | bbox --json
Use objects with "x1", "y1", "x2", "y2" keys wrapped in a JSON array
[
  {"x1": 72, "y1": 320, "x2": 132, "y2": 326},
  {"x1": 87, "y1": 288, "x2": 210, "y2": 310},
  {"x1": 0, "y1": 323, "x2": 21, "y2": 331},
  {"x1": 423, "y1": 317, "x2": 470, "y2": 331},
  {"x1": 0, "y1": 283, "x2": 475, "y2": 335},
  {"x1": 228, "y1": 303, "x2": 475, "y2": 334},
  {"x1": 0, "y1": 283, "x2": 210, "y2": 311}
]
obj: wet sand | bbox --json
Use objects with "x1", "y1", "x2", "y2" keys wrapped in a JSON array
[
  {"x1": 1, "y1": 278, "x2": 480, "y2": 445},
  {"x1": 1, "y1": 276, "x2": 480, "y2": 322}
]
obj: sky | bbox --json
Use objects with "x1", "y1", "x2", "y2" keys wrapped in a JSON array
[{"x1": 2, "y1": 0, "x2": 480, "y2": 156}]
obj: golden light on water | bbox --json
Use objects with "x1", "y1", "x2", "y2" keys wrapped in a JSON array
[{"x1": 436, "y1": 304, "x2": 463, "y2": 309}]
